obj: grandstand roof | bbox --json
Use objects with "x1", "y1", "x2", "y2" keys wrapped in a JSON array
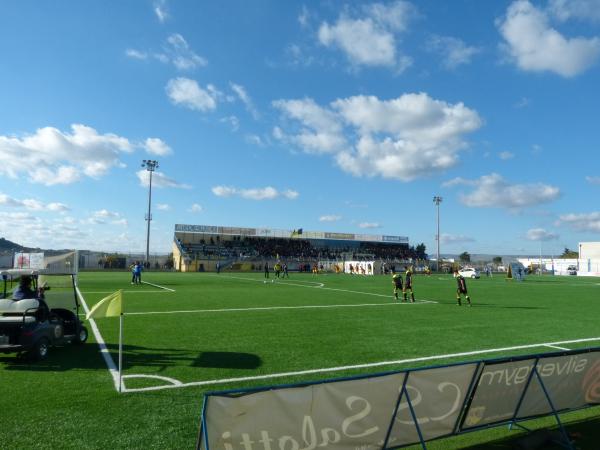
[{"x1": 174, "y1": 224, "x2": 408, "y2": 244}]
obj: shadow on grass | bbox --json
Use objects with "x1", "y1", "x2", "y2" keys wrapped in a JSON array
[
  {"x1": 459, "y1": 416, "x2": 600, "y2": 450},
  {"x1": 1, "y1": 340, "x2": 263, "y2": 373},
  {"x1": 0, "y1": 342, "x2": 109, "y2": 372},
  {"x1": 193, "y1": 351, "x2": 262, "y2": 370}
]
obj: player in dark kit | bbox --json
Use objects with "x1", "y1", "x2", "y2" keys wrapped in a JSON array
[
  {"x1": 454, "y1": 269, "x2": 472, "y2": 306},
  {"x1": 403, "y1": 266, "x2": 415, "y2": 303},
  {"x1": 392, "y1": 271, "x2": 403, "y2": 301}
]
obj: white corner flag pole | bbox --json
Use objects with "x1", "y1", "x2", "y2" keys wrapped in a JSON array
[{"x1": 118, "y1": 313, "x2": 123, "y2": 393}]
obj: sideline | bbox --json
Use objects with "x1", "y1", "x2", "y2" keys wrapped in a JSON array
[
  {"x1": 75, "y1": 286, "x2": 121, "y2": 391},
  {"x1": 121, "y1": 336, "x2": 600, "y2": 393},
  {"x1": 141, "y1": 280, "x2": 176, "y2": 292}
]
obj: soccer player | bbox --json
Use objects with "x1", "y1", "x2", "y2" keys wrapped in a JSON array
[
  {"x1": 274, "y1": 262, "x2": 281, "y2": 279},
  {"x1": 264, "y1": 262, "x2": 269, "y2": 279},
  {"x1": 392, "y1": 271, "x2": 403, "y2": 301},
  {"x1": 403, "y1": 266, "x2": 415, "y2": 303},
  {"x1": 454, "y1": 269, "x2": 472, "y2": 306}
]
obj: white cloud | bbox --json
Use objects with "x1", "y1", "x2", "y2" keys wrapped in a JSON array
[
  {"x1": 318, "y1": 1, "x2": 415, "y2": 70},
  {"x1": 189, "y1": 203, "x2": 203, "y2": 213},
  {"x1": 497, "y1": 0, "x2": 600, "y2": 77},
  {"x1": 156, "y1": 203, "x2": 170, "y2": 211},
  {"x1": 230, "y1": 83, "x2": 259, "y2": 119},
  {"x1": 272, "y1": 98, "x2": 347, "y2": 154},
  {"x1": 586, "y1": 176, "x2": 600, "y2": 184},
  {"x1": 0, "y1": 124, "x2": 145, "y2": 185},
  {"x1": 499, "y1": 151, "x2": 515, "y2": 160},
  {"x1": 136, "y1": 170, "x2": 191, "y2": 189},
  {"x1": 447, "y1": 173, "x2": 560, "y2": 209},
  {"x1": 166, "y1": 77, "x2": 218, "y2": 112},
  {"x1": 274, "y1": 93, "x2": 482, "y2": 181},
  {"x1": 129, "y1": 34, "x2": 207, "y2": 71},
  {"x1": 557, "y1": 212, "x2": 600, "y2": 232},
  {"x1": 526, "y1": 228, "x2": 559, "y2": 241},
  {"x1": 515, "y1": 97, "x2": 531, "y2": 108},
  {"x1": 440, "y1": 233, "x2": 475, "y2": 244},
  {"x1": 125, "y1": 49, "x2": 148, "y2": 60},
  {"x1": 298, "y1": 5, "x2": 310, "y2": 27},
  {"x1": 0, "y1": 193, "x2": 70, "y2": 212},
  {"x1": 358, "y1": 222, "x2": 381, "y2": 229},
  {"x1": 211, "y1": 185, "x2": 299, "y2": 201},
  {"x1": 144, "y1": 138, "x2": 172, "y2": 156},
  {"x1": 426, "y1": 35, "x2": 480, "y2": 69},
  {"x1": 245, "y1": 134, "x2": 265, "y2": 146},
  {"x1": 319, "y1": 215, "x2": 342, "y2": 222},
  {"x1": 165, "y1": 34, "x2": 207, "y2": 70},
  {"x1": 221, "y1": 116, "x2": 240, "y2": 132},
  {"x1": 93, "y1": 209, "x2": 120, "y2": 219},
  {"x1": 549, "y1": 0, "x2": 600, "y2": 23},
  {"x1": 154, "y1": 0, "x2": 169, "y2": 23}
]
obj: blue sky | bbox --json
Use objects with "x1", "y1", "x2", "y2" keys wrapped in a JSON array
[{"x1": 1, "y1": 0, "x2": 599, "y2": 256}]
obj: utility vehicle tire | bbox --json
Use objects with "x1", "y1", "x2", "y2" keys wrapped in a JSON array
[
  {"x1": 74, "y1": 326, "x2": 88, "y2": 345},
  {"x1": 30, "y1": 337, "x2": 50, "y2": 361}
]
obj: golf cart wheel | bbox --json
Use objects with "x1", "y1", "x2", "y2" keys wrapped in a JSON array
[
  {"x1": 74, "y1": 326, "x2": 88, "y2": 345},
  {"x1": 30, "y1": 337, "x2": 50, "y2": 361}
]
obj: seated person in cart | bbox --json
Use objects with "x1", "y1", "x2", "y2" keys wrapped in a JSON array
[
  {"x1": 11, "y1": 275, "x2": 49, "y2": 319},
  {"x1": 12, "y1": 275, "x2": 39, "y2": 300}
]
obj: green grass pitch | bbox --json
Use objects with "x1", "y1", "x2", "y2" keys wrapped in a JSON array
[{"x1": 1, "y1": 271, "x2": 599, "y2": 449}]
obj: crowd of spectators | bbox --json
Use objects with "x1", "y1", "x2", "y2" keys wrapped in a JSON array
[{"x1": 178, "y1": 236, "x2": 415, "y2": 262}]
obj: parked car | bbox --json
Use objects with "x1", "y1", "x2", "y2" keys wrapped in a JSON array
[
  {"x1": 458, "y1": 268, "x2": 480, "y2": 279},
  {"x1": 567, "y1": 265, "x2": 577, "y2": 276}
]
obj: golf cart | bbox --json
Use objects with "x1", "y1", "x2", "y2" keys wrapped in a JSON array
[{"x1": 0, "y1": 269, "x2": 88, "y2": 360}]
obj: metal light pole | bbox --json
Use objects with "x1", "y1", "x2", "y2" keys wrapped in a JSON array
[
  {"x1": 433, "y1": 196, "x2": 443, "y2": 272},
  {"x1": 142, "y1": 159, "x2": 159, "y2": 265}
]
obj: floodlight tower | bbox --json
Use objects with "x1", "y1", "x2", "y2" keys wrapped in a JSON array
[
  {"x1": 433, "y1": 196, "x2": 443, "y2": 272},
  {"x1": 142, "y1": 159, "x2": 159, "y2": 265}
]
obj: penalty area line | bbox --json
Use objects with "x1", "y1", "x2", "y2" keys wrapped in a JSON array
[
  {"x1": 124, "y1": 300, "x2": 434, "y2": 316},
  {"x1": 121, "y1": 336, "x2": 600, "y2": 393},
  {"x1": 141, "y1": 280, "x2": 176, "y2": 292}
]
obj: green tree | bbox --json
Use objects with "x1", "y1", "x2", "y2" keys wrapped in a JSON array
[
  {"x1": 459, "y1": 251, "x2": 471, "y2": 263},
  {"x1": 415, "y1": 243, "x2": 427, "y2": 259},
  {"x1": 493, "y1": 256, "x2": 502, "y2": 264},
  {"x1": 560, "y1": 248, "x2": 579, "y2": 258}
]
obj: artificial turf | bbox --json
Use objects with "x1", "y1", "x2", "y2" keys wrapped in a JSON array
[{"x1": 1, "y1": 270, "x2": 599, "y2": 449}]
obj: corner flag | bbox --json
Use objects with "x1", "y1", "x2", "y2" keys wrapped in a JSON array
[{"x1": 86, "y1": 290, "x2": 122, "y2": 320}]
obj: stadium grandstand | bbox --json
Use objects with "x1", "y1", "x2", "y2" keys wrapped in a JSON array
[{"x1": 173, "y1": 224, "x2": 417, "y2": 273}]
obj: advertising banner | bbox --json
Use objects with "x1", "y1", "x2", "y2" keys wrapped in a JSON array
[
  {"x1": 387, "y1": 363, "x2": 479, "y2": 447},
  {"x1": 13, "y1": 252, "x2": 44, "y2": 269},
  {"x1": 462, "y1": 359, "x2": 536, "y2": 429},
  {"x1": 517, "y1": 352, "x2": 600, "y2": 419},
  {"x1": 198, "y1": 348, "x2": 600, "y2": 448},
  {"x1": 200, "y1": 373, "x2": 407, "y2": 450}
]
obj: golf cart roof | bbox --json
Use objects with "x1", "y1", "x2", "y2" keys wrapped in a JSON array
[
  {"x1": 1, "y1": 269, "x2": 76, "y2": 277},
  {"x1": 2, "y1": 268, "x2": 40, "y2": 277}
]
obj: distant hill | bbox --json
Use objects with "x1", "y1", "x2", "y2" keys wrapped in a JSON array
[{"x1": 0, "y1": 237, "x2": 26, "y2": 254}]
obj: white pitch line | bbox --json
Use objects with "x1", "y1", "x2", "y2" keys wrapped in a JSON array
[
  {"x1": 544, "y1": 344, "x2": 570, "y2": 351},
  {"x1": 213, "y1": 274, "x2": 437, "y2": 303},
  {"x1": 81, "y1": 290, "x2": 167, "y2": 294},
  {"x1": 215, "y1": 274, "x2": 325, "y2": 288},
  {"x1": 124, "y1": 300, "x2": 434, "y2": 316},
  {"x1": 141, "y1": 280, "x2": 176, "y2": 292},
  {"x1": 75, "y1": 286, "x2": 121, "y2": 391},
  {"x1": 121, "y1": 336, "x2": 600, "y2": 393}
]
